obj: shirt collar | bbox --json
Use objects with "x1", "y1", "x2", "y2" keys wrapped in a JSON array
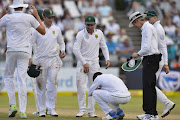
[
  {"x1": 84, "y1": 28, "x2": 97, "y2": 35},
  {"x1": 13, "y1": 11, "x2": 23, "y2": 13},
  {"x1": 153, "y1": 20, "x2": 160, "y2": 26}
]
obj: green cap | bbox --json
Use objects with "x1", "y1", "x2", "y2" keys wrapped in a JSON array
[
  {"x1": 145, "y1": 10, "x2": 157, "y2": 19},
  {"x1": 43, "y1": 9, "x2": 55, "y2": 18},
  {"x1": 37, "y1": 9, "x2": 44, "y2": 20},
  {"x1": 85, "y1": 16, "x2": 95, "y2": 25}
]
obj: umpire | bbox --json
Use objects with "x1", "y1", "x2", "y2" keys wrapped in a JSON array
[{"x1": 129, "y1": 12, "x2": 161, "y2": 120}]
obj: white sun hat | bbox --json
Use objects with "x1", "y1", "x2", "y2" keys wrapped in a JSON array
[
  {"x1": 129, "y1": 11, "x2": 145, "y2": 28},
  {"x1": 9, "y1": 0, "x2": 28, "y2": 9}
]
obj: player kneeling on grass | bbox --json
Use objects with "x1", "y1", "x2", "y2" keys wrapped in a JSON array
[{"x1": 88, "y1": 72, "x2": 131, "y2": 120}]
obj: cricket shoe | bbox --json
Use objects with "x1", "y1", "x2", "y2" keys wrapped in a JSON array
[
  {"x1": 9, "y1": 104, "x2": 17, "y2": 117},
  {"x1": 39, "y1": 112, "x2": 46, "y2": 117},
  {"x1": 102, "y1": 111, "x2": 119, "y2": 120},
  {"x1": 137, "y1": 114, "x2": 159, "y2": 120},
  {"x1": 88, "y1": 113, "x2": 97, "y2": 117},
  {"x1": 116, "y1": 108, "x2": 125, "y2": 120},
  {"x1": 161, "y1": 101, "x2": 175, "y2": 118},
  {"x1": 76, "y1": 111, "x2": 87, "y2": 117},
  {"x1": 32, "y1": 111, "x2": 39, "y2": 115},
  {"x1": 20, "y1": 112, "x2": 27, "y2": 119},
  {"x1": 48, "y1": 109, "x2": 58, "y2": 117},
  {"x1": 137, "y1": 114, "x2": 147, "y2": 119}
]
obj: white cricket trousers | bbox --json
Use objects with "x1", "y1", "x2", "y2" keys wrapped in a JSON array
[
  {"x1": 76, "y1": 61, "x2": 100, "y2": 113},
  {"x1": 4, "y1": 52, "x2": 29, "y2": 113},
  {"x1": 155, "y1": 60, "x2": 171, "y2": 105},
  {"x1": 92, "y1": 90, "x2": 131, "y2": 115},
  {"x1": 36, "y1": 57, "x2": 61, "y2": 114}
]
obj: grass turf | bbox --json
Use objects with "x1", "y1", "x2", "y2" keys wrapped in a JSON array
[{"x1": 0, "y1": 96, "x2": 179, "y2": 120}]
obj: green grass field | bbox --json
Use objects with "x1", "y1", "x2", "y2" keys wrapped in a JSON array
[{"x1": 0, "y1": 96, "x2": 179, "y2": 120}]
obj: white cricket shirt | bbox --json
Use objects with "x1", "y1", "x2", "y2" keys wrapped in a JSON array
[
  {"x1": 138, "y1": 21, "x2": 160, "y2": 56},
  {"x1": 88, "y1": 74, "x2": 131, "y2": 97},
  {"x1": 153, "y1": 21, "x2": 168, "y2": 65},
  {"x1": 0, "y1": 11, "x2": 40, "y2": 53},
  {"x1": 30, "y1": 23, "x2": 65, "y2": 59},
  {"x1": 73, "y1": 28, "x2": 110, "y2": 65}
]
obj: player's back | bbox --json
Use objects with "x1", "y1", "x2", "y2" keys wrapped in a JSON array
[
  {"x1": 4, "y1": 12, "x2": 39, "y2": 53},
  {"x1": 96, "y1": 74, "x2": 131, "y2": 97}
]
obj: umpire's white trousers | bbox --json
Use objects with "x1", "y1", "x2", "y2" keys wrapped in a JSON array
[
  {"x1": 92, "y1": 90, "x2": 131, "y2": 115},
  {"x1": 36, "y1": 57, "x2": 61, "y2": 114},
  {"x1": 155, "y1": 60, "x2": 171, "y2": 105},
  {"x1": 4, "y1": 52, "x2": 29, "y2": 113},
  {"x1": 76, "y1": 61, "x2": 100, "y2": 113}
]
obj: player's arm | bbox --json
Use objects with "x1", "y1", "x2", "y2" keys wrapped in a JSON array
[
  {"x1": 88, "y1": 79, "x2": 100, "y2": 96},
  {"x1": 57, "y1": 28, "x2": 66, "y2": 58},
  {"x1": 99, "y1": 32, "x2": 110, "y2": 69},
  {"x1": 30, "y1": 5, "x2": 45, "y2": 35},
  {"x1": 158, "y1": 28, "x2": 169, "y2": 74},
  {"x1": 73, "y1": 33, "x2": 89, "y2": 73},
  {"x1": 0, "y1": 4, "x2": 9, "y2": 19},
  {"x1": 73, "y1": 33, "x2": 87, "y2": 65}
]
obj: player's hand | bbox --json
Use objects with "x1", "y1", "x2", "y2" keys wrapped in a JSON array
[
  {"x1": 60, "y1": 51, "x2": 66, "y2": 58},
  {"x1": 83, "y1": 63, "x2": 89, "y2": 73},
  {"x1": 105, "y1": 60, "x2": 110, "y2": 69},
  {"x1": 29, "y1": 58, "x2": 33, "y2": 66},
  {"x1": 163, "y1": 65, "x2": 170, "y2": 74},
  {"x1": 132, "y1": 52, "x2": 138, "y2": 58},
  {"x1": 1, "y1": 4, "x2": 9, "y2": 17},
  {"x1": 30, "y1": 5, "x2": 38, "y2": 18}
]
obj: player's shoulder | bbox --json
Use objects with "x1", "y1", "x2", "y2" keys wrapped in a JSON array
[
  {"x1": 95, "y1": 29, "x2": 103, "y2": 34},
  {"x1": 51, "y1": 24, "x2": 61, "y2": 30},
  {"x1": 76, "y1": 29, "x2": 84, "y2": 36}
]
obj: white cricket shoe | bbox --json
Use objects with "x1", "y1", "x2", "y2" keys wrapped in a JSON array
[
  {"x1": 102, "y1": 114, "x2": 114, "y2": 120},
  {"x1": 76, "y1": 111, "x2": 87, "y2": 117},
  {"x1": 8, "y1": 105, "x2": 17, "y2": 117},
  {"x1": 137, "y1": 114, "x2": 147, "y2": 119},
  {"x1": 137, "y1": 114, "x2": 159, "y2": 120},
  {"x1": 32, "y1": 111, "x2": 39, "y2": 115},
  {"x1": 161, "y1": 101, "x2": 175, "y2": 118},
  {"x1": 88, "y1": 113, "x2": 97, "y2": 117},
  {"x1": 20, "y1": 112, "x2": 27, "y2": 119},
  {"x1": 39, "y1": 112, "x2": 46, "y2": 117},
  {"x1": 48, "y1": 109, "x2": 58, "y2": 117}
]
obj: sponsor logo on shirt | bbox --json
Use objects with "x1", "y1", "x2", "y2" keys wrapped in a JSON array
[
  {"x1": 160, "y1": 35, "x2": 164, "y2": 40},
  {"x1": 95, "y1": 34, "x2": 98, "y2": 38},
  {"x1": 52, "y1": 30, "x2": 55, "y2": 34}
]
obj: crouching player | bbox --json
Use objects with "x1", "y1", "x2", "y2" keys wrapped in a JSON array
[{"x1": 89, "y1": 72, "x2": 131, "y2": 120}]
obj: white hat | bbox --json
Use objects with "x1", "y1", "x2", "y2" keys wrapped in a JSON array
[
  {"x1": 9, "y1": 0, "x2": 28, "y2": 9},
  {"x1": 129, "y1": 11, "x2": 145, "y2": 28}
]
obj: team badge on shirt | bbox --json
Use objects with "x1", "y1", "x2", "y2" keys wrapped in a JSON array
[
  {"x1": 95, "y1": 34, "x2": 98, "y2": 38},
  {"x1": 52, "y1": 31, "x2": 55, "y2": 34},
  {"x1": 160, "y1": 35, "x2": 164, "y2": 40}
]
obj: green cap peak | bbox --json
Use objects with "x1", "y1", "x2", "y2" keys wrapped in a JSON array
[
  {"x1": 85, "y1": 16, "x2": 95, "y2": 25},
  {"x1": 145, "y1": 10, "x2": 157, "y2": 18},
  {"x1": 43, "y1": 9, "x2": 55, "y2": 18}
]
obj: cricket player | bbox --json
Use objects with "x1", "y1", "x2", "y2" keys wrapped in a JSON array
[
  {"x1": 89, "y1": 72, "x2": 131, "y2": 120},
  {"x1": 73, "y1": 15, "x2": 110, "y2": 117},
  {"x1": 29, "y1": 8, "x2": 65, "y2": 117},
  {"x1": 0, "y1": 0, "x2": 45, "y2": 118},
  {"x1": 141, "y1": 10, "x2": 175, "y2": 118},
  {"x1": 31, "y1": 8, "x2": 44, "y2": 116}
]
